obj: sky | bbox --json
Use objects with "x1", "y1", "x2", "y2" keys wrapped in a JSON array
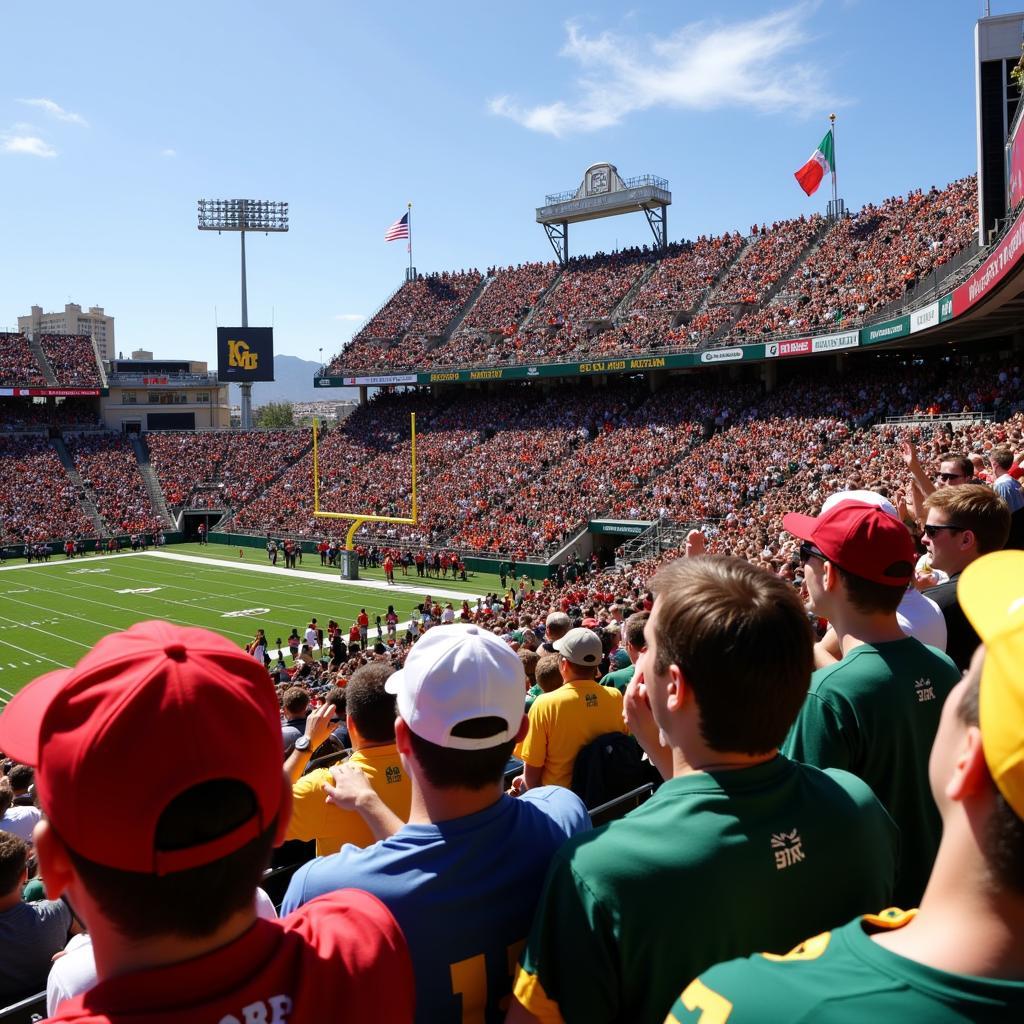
[{"x1": 0, "y1": 0, "x2": 1009, "y2": 370}]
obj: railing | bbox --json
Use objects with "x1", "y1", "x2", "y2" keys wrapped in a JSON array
[
  {"x1": 879, "y1": 412, "x2": 989, "y2": 427},
  {"x1": 109, "y1": 372, "x2": 219, "y2": 386},
  {"x1": 544, "y1": 174, "x2": 669, "y2": 205}
]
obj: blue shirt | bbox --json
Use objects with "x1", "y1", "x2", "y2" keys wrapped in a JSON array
[{"x1": 284, "y1": 786, "x2": 589, "y2": 1024}]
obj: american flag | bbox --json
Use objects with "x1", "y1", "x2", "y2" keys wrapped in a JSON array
[{"x1": 384, "y1": 212, "x2": 410, "y2": 242}]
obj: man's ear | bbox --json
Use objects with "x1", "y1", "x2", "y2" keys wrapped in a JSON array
[
  {"x1": 664, "y1": 663, "x2": 686, "y2": 714},
  {"x1": 945, "y1": 725, "x2": 990, "y2": 804},
  {"x1": 34, "y1": 819, "x2": 73, "y2": 901},
  {"x1": 959, "y1": 529, "x2": 977, "y2": 555},
  {"x1": 395, "y1": 717, "x2": 412, "y2": 756}
]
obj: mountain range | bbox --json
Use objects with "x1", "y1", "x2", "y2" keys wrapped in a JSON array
[{"x1": 230, "y1": 355, "x2": 359, "y2": 406}]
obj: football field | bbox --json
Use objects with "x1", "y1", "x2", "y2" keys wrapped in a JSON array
[{"x1": 0, "y1": 545, "x2": 501, "y2": 701}]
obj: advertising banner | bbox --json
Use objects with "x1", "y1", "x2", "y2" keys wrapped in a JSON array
[
  {"x1": 216, "y1": 327, "x2": 274, "y2": 382},
  {"x1": 700, "y1": 348, "x2": 744, "y2": 364},
  {"x1": 1009, "y1": 113, "x2": 1024, "y2": 211},
  {"x1": 0, "y1": 387, "x2": 104, "y2": 397},
  {"x1": 909, "y1": 302, "x2": 940, "y2": 334},
  {"x1": 776, "y1": 338, "x2": 813, "y2": 358},
  {"x1": 811, "y1": 330, "x2": 859, "y2": 353},
  {"x1": 938, "y1": 293, "x2": 954, "y2": 323},
  {"x1": 860, "y1": 316, "x2": 911, "y2": 346},
  {"x1": 952, "y1": 205, "x2": 1024, "y2": 316}
]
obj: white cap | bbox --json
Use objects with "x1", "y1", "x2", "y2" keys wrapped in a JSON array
[
  {"x1": 821, "y1": 489, "x2": 898, "y2": 518},
  {"x1": 553, "y1": 627, "x2": 603, "y2": 667},
  {"x1": 385, "y1": 624, "x2": 525, "y2": 751}
]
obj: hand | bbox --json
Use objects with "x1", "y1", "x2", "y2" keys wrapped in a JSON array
[
  {"x1": 303, "y1": 702, "x2": 336, "y2": 751},
  {"x1": 507, "y1": 774, "x2": 526, "y2": 797},
  {"x1": 899, "y1": 438, "x2": 919, "y2": 469},
  {"x1": 323, "y1": 762, "x2": 374, "y2": 812},
  {"x1": 914, "y1": 570, "x2": 938, "y2": 591},
  {"x1": 685, "y1": 530, "x2": 707, "y2": 557},
  {"x1": 622, "y1": 675, "x2": 661, "y2": 758}
]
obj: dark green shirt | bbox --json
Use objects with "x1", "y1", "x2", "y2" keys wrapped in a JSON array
[
  {"x1": 783, "y1": 638, "x2": 959, "y2": 908},
  {"x1": 515, "y1": 756, "x2": 897, "y2": 1024},
  {"x1": 599, "y1": 664, "x2": 635, "y2": 693},
  {"x1": 669, "y1": 911, "x2": 1024, "y2": 1023}
]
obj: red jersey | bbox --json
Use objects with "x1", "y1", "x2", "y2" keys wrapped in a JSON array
[{"x1": 49, "y1": 890, "x2": 413, "y2": 1023}]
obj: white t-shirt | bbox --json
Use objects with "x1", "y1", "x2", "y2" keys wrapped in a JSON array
[
  {"x1": 0, "y1": 805, "x2": 42, "y2": 843},
  {"x1": 896, "y1": 587, "x2": 947, "y2": 652},
  {"x1": 304, "y1": 627, "x2": 318, "y2": 649}
]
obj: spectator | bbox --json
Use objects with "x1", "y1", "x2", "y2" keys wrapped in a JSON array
[
  {"x1": 670, "y1": 549, "x2": 1024, "y2": 1023},
  {"x1": 280, "y1": 686, "x2": 311, "y2": 753},
  {"x1": 514, "y1": 627, "x2": 627, "y2": 791},
  {"x1": 0, "y1": 776, "x2": 40, "y2": 844},
  {"x1": 0, "y1": 832, "x2": 72, "y2": 1004},
  {"x1": 509, "y1": 557, "x2": 897, "y2": 1024},
  {"x1": 782, "y1": 500, "x2": 961, "y2": 907},
  {"x1": 283, "y1": 663, "x2": 411, "y2": 856},
  {"x1": 525, "y1": 653, "x2": 563, "y2": 711},
  {"x1": 283, "y1": 623, "x2": 590, "y2": 1023},
  {"x1": 599, "y1": 611, "x2": 648, "y2": 692},
  {"x1": 921, "y1": 485, "x2": 1012, "y2": 670},
  {"x1": 990, "y1": 446, "x2": 1024, "y2": 548},
  {"x1": 0, "y1": 620, "x2": 414, "y2": 1021}
]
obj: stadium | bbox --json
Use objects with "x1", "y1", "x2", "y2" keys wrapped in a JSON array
[{"x1": 3, "y1": 4, "x2": 1024, "y2": 1022}]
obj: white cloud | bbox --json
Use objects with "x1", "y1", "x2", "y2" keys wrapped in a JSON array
[
  {"x1": 489, "y1": 6, "x2": 839, "y2": 137},
  {"x1": 1, "y1": 133, "x2": 57, "y2": 158},
  {"x1": 18, "y1": 98, "x2": 88, "y2": 126},
  {"x1": 334, "y1": 313, "x2": 366, "y2": 322},
  {"x1": 161, "y1": 148, "x2": 177, "y2": 158}
]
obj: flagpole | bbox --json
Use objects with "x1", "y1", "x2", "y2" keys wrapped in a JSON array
[
  {"x1": 830, "y1": 113, "x2": 838, "y2": 215},
  {"x1": 407, "y1": 201, "x2": 413, "y2": 280}
]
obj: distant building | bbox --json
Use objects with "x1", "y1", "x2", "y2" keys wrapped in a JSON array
[
  {"x1": 103, "y1": 356, "x2": 230, "y2": 432},
  {"x1": 18, "y1": 303, "x2": 115, "y2": 361}
]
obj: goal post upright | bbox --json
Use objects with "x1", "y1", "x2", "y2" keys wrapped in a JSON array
[{"x1": 312, "y1": 413, "x2": 418, "y2": 553}]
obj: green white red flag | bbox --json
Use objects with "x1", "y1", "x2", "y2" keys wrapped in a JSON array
[{"x1": 794, "y1": 130, "x2": 834, "y2": 196}]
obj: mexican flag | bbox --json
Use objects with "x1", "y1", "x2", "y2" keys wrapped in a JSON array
[{"x1": 794, "y1": 130, "x2": 834, "y2": 196}]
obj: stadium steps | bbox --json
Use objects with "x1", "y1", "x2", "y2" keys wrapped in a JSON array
[
  {"x1": 27, "y1": 337, "x2": 59, "y2": 385},
  {"x1": 519, "y1": 269, "x2": 565, "y2": 331},
  {"x1": 445, "y1": 274, "x2": 494, "y2": 339},
  {"x1": 128, "y1": 435, "x2": 176, "y2": 529},
  {"x1": 51, "y1": 438, "x2": 106, "y2": 535},
  {"x1": 610, "y1": 260, "x2": 661, "y2": 320},
  {"x1": 749, "y1": 218, "x2": 834, "y2": 317}
]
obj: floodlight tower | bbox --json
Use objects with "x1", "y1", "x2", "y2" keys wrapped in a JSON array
[{"x1": 197, "y1": 198, "x2": 288, "y2": 427}]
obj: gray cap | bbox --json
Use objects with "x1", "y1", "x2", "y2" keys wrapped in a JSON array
[{"x1": 552, "y1": 627, "x2": 603, "y2": 667}]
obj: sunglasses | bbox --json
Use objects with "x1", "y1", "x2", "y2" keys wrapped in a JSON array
[
  {"x1": 798, "y1": 541, "x2": 829, "y2": 564},
  {"x1": 934, "y1": 472, "x2": 964, "y2": 482},
  {"x1": 922, "y1": 523, "x2": 965, "y2": 538}
]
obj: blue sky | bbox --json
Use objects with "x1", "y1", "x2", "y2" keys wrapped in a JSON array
[{"x1": 0, "y1": 1, "x2": 1004, "y2": 370}]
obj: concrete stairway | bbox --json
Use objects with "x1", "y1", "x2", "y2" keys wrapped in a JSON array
[
  {"x1": 27, "y1": 337, "x2": 58, "y2": 385},
  {"x1": 128, "y1": 435, "x2": 175, "y2": 528},
  {"x1": 51, "y1": 437, "x2": 106, "y2": 534}
]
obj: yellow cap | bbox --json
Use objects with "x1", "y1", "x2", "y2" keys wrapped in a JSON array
[{"x1": 959, "y1": 550, "x2": 1024, "y2": 820}]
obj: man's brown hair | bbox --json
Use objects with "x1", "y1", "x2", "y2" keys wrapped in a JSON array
[
  {"x1": 923, "y1": 484, "x2": 1011, "y2": 555},
  {"x1": 623, "y1": 611, "x2": 649, "y2": 651},
  {"x1": 0, "y1": 831, "x2": 28, "y2": 896},
  {"x1": 535, "y1": 654, "x2": 563, "y2": 694},
  {"x1": 991, "y1": 447, "x2": 1014, "y2": 473},
  {"x1": 282, "y1": 686, "x2": 310, "y2": 715},
  {"x1": 650, "y1": 556, "x2": 813, "y2": 755}
]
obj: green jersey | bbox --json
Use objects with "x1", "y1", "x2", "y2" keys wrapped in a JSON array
[
  {"x1": 524, "y1": 683, "x2": 544, "y2": 710},
  {"x1": 513, "y1": 756, "x2": 897, "y2": 1024},
  {"x1": 668, "y1": 910, "x2": 1024, "y2": 1023},
  {"x1": 600, "y1": 664, "x2": 635, "y2": 693},
  {"x1": 782, "y1": 638, "x2": 959, "y2": 908}
]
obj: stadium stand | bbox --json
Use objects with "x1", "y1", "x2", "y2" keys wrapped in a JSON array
[
  {"x1": 323, "y1": 176, "x2": 978, "y2": 373},
  {"x1": 37, "y1": 335, "x2": 103, "y2": 387},
  {"x1": 0, "y1": 334, "x2": 47, "y2": 387},
  {"x1": 0, "y1": 437, "x2": 95, "y2": 545}
]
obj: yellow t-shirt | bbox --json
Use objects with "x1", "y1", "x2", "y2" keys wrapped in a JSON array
[
  {"x1": 286, "y1": 743, "x2": 411, "y2": 855},
  {"x1": 519, "y1": 680, "x2": 627, "y2": 789}
]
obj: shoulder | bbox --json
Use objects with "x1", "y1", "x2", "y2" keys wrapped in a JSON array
[
  {"x1": 282, "y1": 889, "x2": 405, "y2": 954},
  {"x1": 518, "y1": 786, "x2": 590, "y2": 836}
]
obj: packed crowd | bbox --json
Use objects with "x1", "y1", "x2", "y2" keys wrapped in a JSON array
[
  {"x1": 144, "y1": 428, "x2": 312, "y2": 509},
  {"x1": 0, "y1": 436, "x2": 95, "y2": 545},
  {"x1": 37, "y1": 335, "x2": 103, "y2": 387},
  {"x1": 0, "y1": 333, "x2": 48, "y2": 387},
  {"x1": 325, "y1": 176, "x2": 983, "y2": 376},
  {"x1": 731, "y1": 176, "x2": 979, "y2": 338},
  {"x1": 67, "y1": 433, "x2": 165, "y2": 535}
]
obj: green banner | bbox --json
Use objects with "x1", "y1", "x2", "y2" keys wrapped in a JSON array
[
  {"x1": 588, "y1": 519, "x2": 654, "y2": 536},
  {"x1": 938, "y1": 293, "x2": 954, "y2": 323},
  {"x1": 860, "y1": 315, "x2": 911, "y2": 346}
]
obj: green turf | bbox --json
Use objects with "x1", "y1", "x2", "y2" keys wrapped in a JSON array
[{"x1": 0, "y1": 546, "x2": 498, "y2": 701}]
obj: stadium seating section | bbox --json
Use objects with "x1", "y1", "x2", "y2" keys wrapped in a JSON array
[{"x1": 322, "y1": 175, "x2": 978, "y2": 374}]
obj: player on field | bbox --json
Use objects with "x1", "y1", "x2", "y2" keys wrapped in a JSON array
[{"x1": 667, "y1": 549, "x2": 1024, "y2": 1023}]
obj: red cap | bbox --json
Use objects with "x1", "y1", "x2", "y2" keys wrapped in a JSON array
[
  {"x1": 0, "y1": 621, "x2": 283, "y2": 875},
  {"x1": 782, "y1": 500, "x2": 915, "y2": 587}
]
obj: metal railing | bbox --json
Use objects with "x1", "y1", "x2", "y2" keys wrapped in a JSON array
[
  {"x1": 109, "y1": 372, "x2": 219, "y2": 386},
  {"x1": 544, "y1": 174, "x2": 668, "y2": 205}
]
